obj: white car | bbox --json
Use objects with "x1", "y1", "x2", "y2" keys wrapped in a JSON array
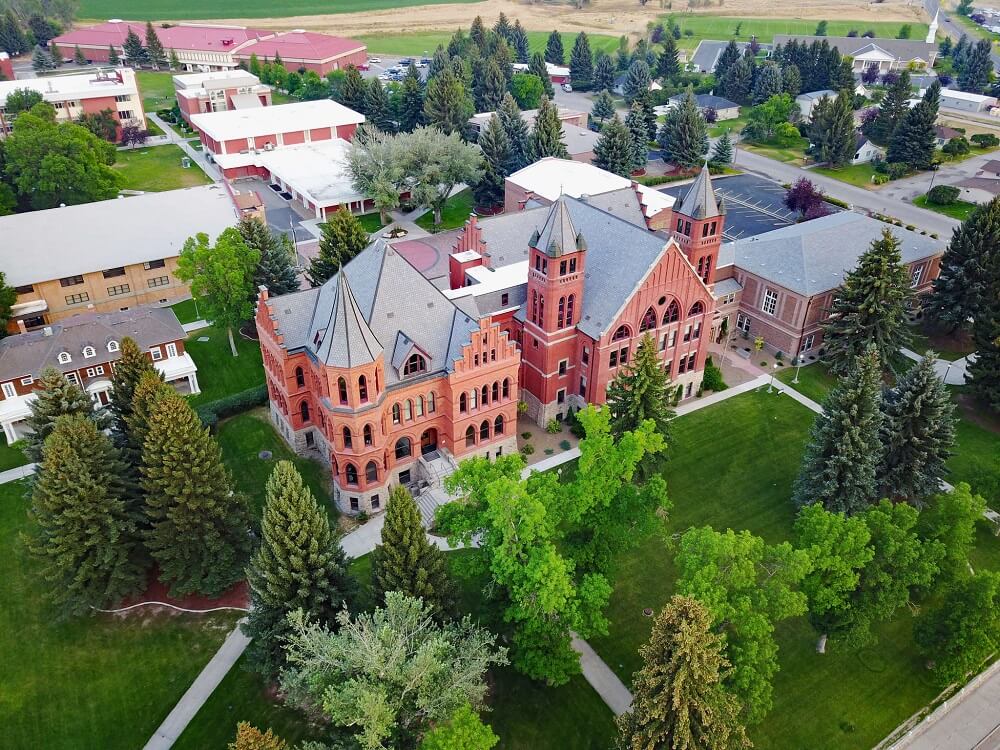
[
  {"x1": 561, "y1": 82, "x2": 573, "y2": 92},
  {"x1": 369, "y1": 56, "x2": 382, "y2": 64},
  {"x1": 377, "y1": 73, "x2": 390, "y2": 81}
]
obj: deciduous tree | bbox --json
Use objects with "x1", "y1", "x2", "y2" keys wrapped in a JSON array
[
  {"x1": 403, "y1": 126, "x2": 482, "y2": 225},
  {"x1": 419, "y1": 704, "x2": 498, "y2": 750},
  {"x1": 228, "y1": 723, "x2": 287, "y2": 750},
  {"x1": 919, "y1": 483, "x2": 986, "y2": 583}
]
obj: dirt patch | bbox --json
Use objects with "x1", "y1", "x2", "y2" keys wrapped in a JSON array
[
  {"x1": 517, "y1": 414, "x2": 578, "y2": 464},
  {"x1": 179, "y1": 0, "x2": 927, "y2": 40},
  {"x1": 109, "y1": 569, "x2": 250, "y2": 617},
  {"x1": 957, "y1": 393, "x2": 1000, "y2": 436}
]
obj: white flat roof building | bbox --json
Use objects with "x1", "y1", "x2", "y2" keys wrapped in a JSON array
[
  {"x1": 191, "y1": 99, "x2": 364, "y2": 144},
  {"x1": 173, "y1": 69, "x2": 262, "y2": 91},
  {"x1": 258, "y1": 138, "x2": 363, "y2": 211}
]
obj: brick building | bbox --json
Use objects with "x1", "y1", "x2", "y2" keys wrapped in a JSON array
[
  {"x1": 0, "y1": 67, "x2": 143, "y2": 139},
  {"x1": 0, "y1": 307, "x2": 198, "y2": 443},
  {"x1": 0, "y1": 52, "x2": 13, "y2": 81},
  {"x1": 52, "y1": 22, "x2": 367, "y2": 74},
  {"x1": 173, "y1": 69, "x2": 272, "y2": 124}
]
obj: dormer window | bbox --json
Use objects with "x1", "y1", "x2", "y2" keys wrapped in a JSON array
[
  {"x1": 57, "y1": 351, "x2": 71, "y2": 364},
  {"x1": 403, "y1": 353, "x2": 427, "y2": 376},
  {"x1": 107, "y1": 341, "x2": 120, "y2": 353},
  {"x1": 82, "y1": 346, "x2": 96, "y2": 358}
]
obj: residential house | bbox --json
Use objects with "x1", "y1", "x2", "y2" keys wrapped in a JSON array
[
  {"x1": 689, "y1": 40, "x2": 770, "y2": 74},
  {"x1": 0, "y1": 185, "x2": 237, "y2": 331},
  {"x1": 612, "y1": 75, "x2": 663, "y2": 97},
  {"x1": 173, "y1": 69, "x2": 272, "y2": 125},
  {"x1": 851, "y1": 134, "x2": 883, "y2": 165},
  {"x1": 934, "y1": 124, "x2": 963, "y2": 147},
  {"x1": 0, "y1": 307, "x2": 199, "y2": 443},
  {"x1": 469, "y1": 108, "x2": 596, "y2": 163},
  {"x1": 773, "y1": 35, "x2": 938, "y2": 72},
  {"x1": 795, "y1": 89, "x2": 837, "y2": 119},
  {"x1": 666, "y1": 93, "x2": 740, "y2": 121},
  {"x1": 511, "y1": 61, "x2": 570, "y2": 83}
]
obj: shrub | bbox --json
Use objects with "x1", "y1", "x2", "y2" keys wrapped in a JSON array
[
  {"x1": 971, "y1": 133, "x2": 999, "y2": 148},
  {"x1": 927, "y1": 184, "x2": 961, "y2": 205},
  {"x1": 905, "y1": 224, "x2": 915, "y2": 231},
  {"x1": 521, "y1": 431, "x2": 532, "y2": 440},
  {"x1": 545, "y1": 418, "x2": 562, "y2": 434},
  {"x1": 672, "y1": 383, "x2": 684, "y2": 405},
  {"x1": 520, "y1": 443, "x2": 535, "y2": 456},
  {"x1": 559, "y1": 439, "x2": 572, "y2": 450},
  {"x1": 886, "y1": 162, "x2": 910, "y2": 180},
  {"x1": 942, "y1": 137, "x2": 971, "y2": 157},
  {"x1": 195, "y1": 384, "x2": 269, "y2": 430},
  {"x1": 357, "y1": 510, "x2": 369, "y2": 524},
  {"x1": 873, "y1": 174, "x2": 890, "y2": 185},
  {"x1": 516, "y1": 400, "x2": 528, "y2": 414}
]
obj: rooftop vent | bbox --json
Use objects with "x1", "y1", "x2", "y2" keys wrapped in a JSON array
[{"x1": 43, "y1": 327, "x2": 53, "y2": 336}]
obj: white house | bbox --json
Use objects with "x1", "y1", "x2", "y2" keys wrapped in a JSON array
[
  {"x1": 796, "y1": 90, "x2": 837, "y2": 119},
  {"x1": 851, "y1": 134, "x2": 883, "y2": 165}
]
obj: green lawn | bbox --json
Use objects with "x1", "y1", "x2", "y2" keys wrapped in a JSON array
[
  {"x1": 0, "y1": 480, "x2": 240, "y2": 750},
  {"x1": 170, "y1": 298, "x2": 201, "y2": 324},
  {"x1": 216, "y1": 410, "x2": 334, "y2": 522},
  {"x1": 708, "y1": 115, "x2": 747, "y2": 138},
  {"x1": 913, "y1": 194, "x2": 979, "y2": 221},
  {"x1": 184, "y1": 326, "x2": 264, "y2": 408},
  {"x1": 358, "y1": 212, "x2": 385, "y2": 234},
  {"x1": 776, "y1": 360, "x2": 838, "y2": 405},
  {"x1": 586, "y1": 389, "x2": 971, "y2": 750},
  {"x1": 359, "y1": 30, "x2": 620, "y2": 58},
  {"x1": 415, "y1": 189, "x2": 475, "y2": 232},
  {"x1": 662, "y1": 14, "x2": 926, "y2": 49},
  {"x1": 136, "y1": 71, "x2": 177, "y2": 114},
  {"x1": 144, "y1": 116, "x2": 165, "y2": 136},
  {"x1": 742, "y1": 137, "x2": 810, "y2": 165},
  {"x1": 814, "y1": 162, "x2": 880, "y2": 188},
  {"x1": 113, "y1": 145, "x2": 212, "y2": 192},
  {"x1": 0, "y1": 436, "x2": 28, "y2": 470},
  {"x1": 81, "y1": 0, "x2": 477, "y2": 20}
]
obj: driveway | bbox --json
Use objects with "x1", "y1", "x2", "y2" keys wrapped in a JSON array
[{"x1": 879, "y1": 149, "x2": 1000, "y2": 201}]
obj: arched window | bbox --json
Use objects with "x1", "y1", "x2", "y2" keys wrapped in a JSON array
[
  {"x1": 299, "y1": 401, "x2": 311, "y2": 422},
  {"x1": 363, "y1": 423, "x2": 373, "y2": 446},
  {"x1": 428, "y1": 392, "x2": 436, "y2": 413},
  {"x1": 338, "y1": 377, "x2": 348, "y2": 404},
  {"x1": 688, "y1": 301, "x2": 704, "y2": 317},
  {"x1": 404, "y1": 400, "x2": 413, "y2": 421},
  {"x1": 365, "y1": 461, "x2": 378, "y2": 482},
  {"x1": 470, "y1": 388, "x2": 478, "y2": 409},
  {"x1": 494, "y1": 415, "x2": 504, "y2": 434},
  {"x1": 403, "y1": 353, "x2": 427, "y2": 376},
  {"x1": 465, "y1": 425, "x2": 476, "y2": 447},
  {"x1": 345, "y1": 463, "x2": 358, "y2": 485},
  {"x1": 481, "y1": 385, "x2": 489, "y2": 405},
  {"x1": 82, "y1": 346, "x2": 96, "y2": 358},
  {"x1": 663, "y1": 300, "x2": 680, "y2": 324},
  {"x1": 343, "y1": 426, "x2": 353, "y2": 449},
  {"x1": 612, "y1": 325, "x2": 630, "y2": 341},
  {"x1": 531, "y1": 290, "x2": 538, "y2": 323},
  {"x1": 395, "y1": 437, "x2": 412, "y2": 459},
  {"x1": 57, "y1": 351, "x2": 71, "y2": 364},
  {"x1": 479, "y1": 420, "x2": 490, "y2": 440},
  {"x1": 539, "y1": 295, "x2": 544, "y2": 322},
  {"x1": 459, "y1": 392, "x2": 467, "y2": 413},
  {"x1": 557, "y1": 296, "x2": 565, "y2": 328},
  {"x1": 295, "y1": 367, "x2": 305, "y2": 388},
  {"x1": 416, "y1": 396, "x2": 424, "y2": 417},
  {"x1": 639, "y1": 307, "x2": 657, "y2": 332},
  {"x1": 358, "y1": 375, "x2": 368, "y2": 402},
  {"x1": 392, "y1": 403, "x2": 401, "y2": 424},
  {"x1": 566, "y1": 294, "x2": 575, "y2": 326},
  {"x1": 107, "y1": 340, "x2": 120, "y2": 353},
  {"x1": 492, "y1": 381, "x2": 499, "y2": 402},
  {"x1": 502, "y1": 378, "x2": 510, "y2": 399}
]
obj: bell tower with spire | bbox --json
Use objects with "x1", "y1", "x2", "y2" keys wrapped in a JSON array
[{"x1": 670, "y1": 165, "x2": 726, "y2": 285}]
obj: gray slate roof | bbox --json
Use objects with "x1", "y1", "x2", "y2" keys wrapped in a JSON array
[
  {"x1": 727, "y1": 212, "x2": 944, "y2": 296},
  {"x1": 532, "y1": 198, "x2": 586, "y2": 257},
  {"x1": 772, "y1": 35, "x2": 937, "y2": 63},
  {"x1": 669, "y1": 93, "x2": 739, "y2": 111},
  {"x1": 271, "y1": 238, "x2": 480, "y2": 387},
  {"x1": 675, "y1": 167, "x2": 725, "y2": 220},
  {"x1": 0, "y1": 307, "x2": 186, "y2": 382}
]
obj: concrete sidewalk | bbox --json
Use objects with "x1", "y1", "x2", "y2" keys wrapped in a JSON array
[
  {"x1": 0, "y1": 463, "x2": 36, "y2": 484},
  {"x1": 572, "y1": 636, "x2": 633, "y2": 716}
]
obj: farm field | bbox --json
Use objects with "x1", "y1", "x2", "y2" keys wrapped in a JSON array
[{"x1": 79, "y1": 0, "x2": 478, "y2": 21}]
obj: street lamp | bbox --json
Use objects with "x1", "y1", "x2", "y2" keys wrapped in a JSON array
[
  {"x1": 767, "y1": 362, "x2": 778, "y2": 393},
  {"x1": 928, "y1": 163, "x2": 941, "y2": 192},
  {"x1": 792, "y1": 356, "x2": 803, "y2": 384},
  {"x1": 943, "y1": 361, "x2": 954, "y2": 386}
]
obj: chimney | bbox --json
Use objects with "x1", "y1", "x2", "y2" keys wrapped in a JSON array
[{"x1": 16, "y1": 319, "x2": 27, "y2": 334}]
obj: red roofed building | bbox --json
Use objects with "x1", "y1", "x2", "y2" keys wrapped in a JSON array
[
  {"x1": 52, "y1": 21, "x2": 366, "y2": 74},
  {"x1": 0, "y1": 52, "x2": 13, "y2": 81}
]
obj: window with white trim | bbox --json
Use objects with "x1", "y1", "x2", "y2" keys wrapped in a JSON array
[
  {"x1": 20, "y1": 376, "x2": 33, "y2": 386},
  {"x1": 801, "y1": 334, "x2": 815, "y2": 352},
  {"x1": 911, "y1": 266, "x2": 924, "y2": 287},
  {"x1": 761, "y1": 289, "x2": 778, "y2": 316},
  {"x1": 2, "y1": 382, "x2": 15, "y2": 398},
  {"x1": 166, "y1": 343, "x2": 178, "y2": 358},
  {"x1": 107, "y1": 341, "x2": 120, "y2": 352},
  {"x1": 150, "y1": 347, "x2": 163, "y2": 361},
  {"x1": 82, "y1": 346, "x2": 96, "y2": 358},
  {"x1": 736, "y1": 313, "x2": 751, "y2": 333},
  {"x1": 57, "y1": 351, "x2": 72, "y2": 364},
  {"x1": 65, "y1": 372, "x2": 79, "y2": 385}
]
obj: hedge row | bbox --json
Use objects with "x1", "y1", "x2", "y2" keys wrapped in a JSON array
[{"x1": 196, "y1": 384, "x2": 269, "y2": 430}]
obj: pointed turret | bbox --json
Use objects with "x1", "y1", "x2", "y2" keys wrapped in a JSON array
[
  {"x1": 675, "y1": 164, "x2": 725, "y2": 221},
  {"x1": 532, "y1": 197, "x2": 587, "y2": 258},
  {"x1": 311, "y1": 270, "x2": 383, "y2": 369},
  {"x1": 671, "y1": 164, "x2": 726, "y2": 284}
]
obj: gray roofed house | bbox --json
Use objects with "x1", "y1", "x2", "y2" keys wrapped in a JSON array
[
  {"x1": 667, "y1": 93, "x2": 741, "y2": 121},
  {"x1": 773, "y1": 35, "x2": 938, "y2": 73},
  {"x1": 688, "y1": 40, "x2": 771, "y2": 73}
]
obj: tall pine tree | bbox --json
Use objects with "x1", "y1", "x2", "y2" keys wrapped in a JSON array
[
  {"x1": 711, "y1": 130, "x2": 734, "y2": 165},
  {"x1": 569, "y1": 32, "x2": 593, "y2": 91},
  {"x1": 605, "y1": 333, "x2": 673, "y2": 450},
  {"x1": 752, "y1": 62, "x2": 784, "y2": 104},
  {"x1": 511, "y1": 20, "x2": 530, "y2": 64},
  {"x1": 339, "y1": 65, "x2": 367, "y2": 114},
  {"x1": 24, "y1": 367, "x2": 99, "y2": 463},
  {"x1": 622, "y1": 59, "x2": 652, "y2": 104},
  {"x1": 959, "y1": 38, "x2": 993, "y2": 93},
  {"x1": 423, "y1": 67, "x2": 474, "y2": 135},
  {"x1": 238, "y1": 216, "x2": 301, "y2": 296},
  {"x1": 715, "y1": 40, "x2": 741, "y2": 84},
  {"x1": 821, "y1": 228, "x2": 912, "y2": 374},
  {"x1": 616, "y1": 595, "x2": 750, "y2": 750},
  {"x1": 474, "y1": 59, "x2": 506, "y2": 113},
  {"x1": 967, "y1": 279, "x2": 1000, "y2": 412},
  {"x1": 531, "y1": 96, "x2": 569, "y2": 159},
  {"x1": 398, "y1": 63, "x2": 425, "y2": 132},
  {"x1": 364, "y1": 78, "x2": 394, "y2": 132},
  {"x1": 810, "y1": 90, "x2": 857, "y2": 167},
  {"x1": 880, "y1": 353, "x2": 956, "y2": 503},
  {"x1": 144, "y1": 21, "x2": 167, "y2": 70},
  {"x1": 529, "y1": 51, "x2": 554, "y2": 99},
  {"x1": 28, "y1": 415, "x2": 145, "y2": 616},
  {"x1": 498, "y1": 93, "x2": 532, "y2": 172},
  {"x1": 887, "y1": 99, "x2": 937, "y2": 169},
  {"x1": 244, "y1": 461, "x2": 355, "y2": 675},
  {"x1": 657, "y1": 36, "x2": 680, "y2": 81},
  {"x1": 792, "y1": 346, "x2": 883, "y2": 514},
  {"x1": 624, "y1": 100, "x2": 650, "y2": 172},
  {"x1": 122, "y1": 27, "x2": 147, "y2": 67},
  {"x1": 592, "y1": 115, "x2": 636, "y2": 178},
  {"x1": 371, "y1": 485, "x2": 456, "y2": 618},
  {"x1": 473, "y1": 114, "x2": 511, "y2": 210},
  {"x1": 142, "y1": 391, "x2": 250, "y2": 596},
  {"x1": 657, "y1": 89, "x2": 709, "y2": 169},
  {"x1": 544, "y1": 30, "x2": 564, "y2": 65},
  {"x1": 867, "y1": 71, "x2": 911, "y2": 145},
  {"x1": 590, "y1": 89, "x2": 615, "y2": 125},
  {"x1": 593, "y1": 52, "x2": 615, "y2": 93},
  {"x1": 308, "y1": 208, "x2": 371, "y2": 287}
]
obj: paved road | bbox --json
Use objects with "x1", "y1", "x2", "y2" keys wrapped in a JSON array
[
  {"x1": 732, "y1": 147, "x2": 961, "y2": 237},
  {"x1": 925, "y1": 0, "x2": 1000, "y2": 70},
  {"x1": 880, "y1": 148, "x2": 1000, "y2": 200}
]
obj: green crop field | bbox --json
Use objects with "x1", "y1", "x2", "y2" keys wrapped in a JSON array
[
  {"x1": 662, "y1": 15, "x2": 929, "y2": 49},
  {"x1": 79, "y1": 0, "x2": 478, "y2": 21}
]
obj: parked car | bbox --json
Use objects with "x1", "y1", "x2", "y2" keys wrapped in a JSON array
[
  {"x1": 369, "y1": 56, "x2": 382, "y2": 63},
  {"x1": 399, "y1": 57, "x2": 414, "y2": 66},
  {"x1": 378, "y1": 73, "x2": 391, "y2": 81},
  {"x1": 561, "y1": 82, "x2": 573, "y2": 92},
  {"x1": 418, "y1": 57, "x2": 431, "y2": 67}
]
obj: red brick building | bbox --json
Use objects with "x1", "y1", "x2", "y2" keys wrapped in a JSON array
[{"x1": 0, "y1": 52, "x2": 13, "y2": 81}]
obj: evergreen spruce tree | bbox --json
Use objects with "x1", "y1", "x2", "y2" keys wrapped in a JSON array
[
  {"x1": 530, "y1": 51, "x2": 554, "y2": 99},
  {"x1": 928, "y1": 197, "x2": 1000, "y2": 332},
  {"x1": 810, "y1": 90, "x2": 857, "y2": 167},
  {"x1": 122, "y1": 27, "x2": 147, "y2": 67},
  {"x1": 273, "y1": 51, "x2": 283, "y2": 70},
  {"x1": 593, "y1": 52, "x2": 616, "y2": 93},
  {"x1": 821, "y1": 229, "x2": 912, "y2": 374},
  {"x1": 339, "y1": 65, "x2": 367, "y2": 114},
  {"x1": 657, "y1": 89, "x2": 709, "y2": 169},
  {"x1": 880, "y1": 354, "x2": 957, "y2": 503},
  {"x1": 605, "y1": 333, "x2": 674, "y2": 448},
  {"x1": 498, "y1": 93, "x2": 532, "y2": 172},
  {"x1": 244, "y1": 461, "x2": 356, "y2": 676},
  {"x1": 428, "y1": 45, "x2": 449, "y2": 79},
  {"x1": 238, "y1": 216, "x2": 301, "y2": 296},
  {"x1": 752, "y1": 62, "x2": 784, "y2": 104},
  {"x1": 168, "y1": 48, "x2": 180, "y2": 70},
  {"x1": 308, "y1": 208, "x2": 371, "y2": 286},
  {"x1": 715, "y1": 39, "x2": 741, "y2": 85},
  {"x1": 364, "y1": 78, "x2": 394, "y2": 132},
  {"x1": 967, "y1": 283, "x2": 1000, "y2": 412},
  {"x1": 868, "y1": 71, "x2": 911, "y2": 145},
  {"x1": 592, "y1": 115, "x2": 637, "y2": 177},
  {"x1": 511, "y1": 20, "x2": 530, "y2": 64},
  {"x1": 887, "y1": 100, "x2": 937, "y2": 170},
  {"x1": 959, "y1": 38, "x2": 993, "y2": 93},
  {"x1": 50, "y1": 44, "x2": 63, "y2": 68},
  {"x1": 792, "y1": 346, "x2": 884, "y2": 514},
  {"x1": 144, "y1": 21, "x2": 167, "y2": 70},
  {"x1": 590, "y1": 89, "x2": 615, "y2": 126},
  {"x1": 569, "y1": 32, "x2": 593, "y2": 91},
  {"x1": 657, "y1": 35, "x2": 681, "y2": 81},
  {"x1": 108, "y1": 336, "x2": 159, "y2": 442},
  {"x1": 721, "y1": 55, "x2": 754, "y2": 105},
  {"x1": 530, "y1": 96, "x2": 569, "y2": 159},
  {"x1": 73, "y1": 45, "x2": 86, "y2": 65},
  {"x1": 493, "y1": 12, "x2": 513, "y2": 42},
  {"x1": 28, "y1": 415, "x2": 145, "y2": 617},
  {"x1": 108, "y1": 45, "x2": 120, "y2": 65},
  {"x1": 0, "y1": 10, "x2": 30, "y2": 56},
  {"x1": 474, "y1": 59, "x2": 506, "y2": 113},
  {"x1": 616, "y1": 595, "x2": 750, "y2": 750},
  {"x1": 399, "y1": 63, "x2": 425, "y2": 132},
  {"x1": 32, "y1": 45, "x2": 54, "y2": 72},
  {"x1": 622, "y1": 59, "x2": 652, "y2": 104},
  {"x1": 472, "y1": 114, "x2": 511, "y2": 210},
  {"x1": 545, "y1": 30, "x2": 564, "y2": 65},
  {"x1": 423, "y1": 67, "x2": 474, "y2": 136},
  {"x1": 125, "y1": 371, "x2": 173, "y2": 471},
  {"x1": 782, "y1": 64, "x2": 802, "y2": 96},
  {"x1": 371, "y1": 485, "x2": 457, "y2": 618},
  {"x1": 24, "y1": 367, "x2": 98, "y2": 463},
  {"x1": 625, "y1": 99, "x2": 650, "y2": 170},
  {"x1": 142, "y1": 391, "x2": 251, "y2": 596},
  {"x1": 711, "y1": 130, "x2": 735, "y2": 166}
]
